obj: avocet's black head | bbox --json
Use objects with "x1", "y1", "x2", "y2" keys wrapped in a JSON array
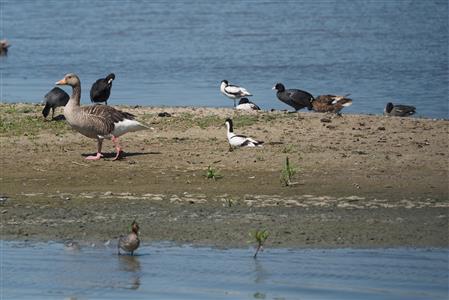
[
  {"x1": 225, "y1": 118, "x2": 233, "y2": 132},
  {"x1": 272, "y1": 83, "x2": 285, "y2": 92},
  {"x1": 221, "y1": 80, "x2": 229, "y2": 85},
  {"x1": 239, "y1": 98, "x2": 250, "y2": 105},
  {"x1": 385, "y1": 102, "x2": 394, "y2": 113}
]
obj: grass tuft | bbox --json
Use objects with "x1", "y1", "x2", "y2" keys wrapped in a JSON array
[
  {"x1": 280, "y1": 156, "x2": 298, "y2": 186},
  {"x1": 205, "y1": 165, "x2": 222, "y2": 180}
]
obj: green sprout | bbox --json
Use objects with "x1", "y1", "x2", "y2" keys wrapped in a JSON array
[
  {"x1": 280, "y1": 156, "x2": 297, "y2": 186},
  {"x1": 250, "y1": 229, "x2": 269, "y2": 258},
  {"x1": 205, "y1": 165, "x2": 222, "y2": 180}
]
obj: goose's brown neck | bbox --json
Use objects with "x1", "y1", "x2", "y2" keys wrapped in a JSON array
[{"x1": 71, "y1": 83, "x2": 81, "y2": 105}]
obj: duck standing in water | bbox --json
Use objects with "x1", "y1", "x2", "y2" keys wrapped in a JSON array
[
  {"x1": 56, "y1": 73, "x2": 149, "y2": 161},
  {"x1": 225, "y1": 118, "x2": 263, "y2": 151},
  {"x1": 118, "y1": 220, "x2": 140, "y2": 256},
  {"x1": 312, "y1": 94, "x2": 353, "y2": 114},
  {"x1": 90, "y1": 73, "x2": 115, "y2": 105},
  {"x1": 220, "y1": 80, "x2": 253, "y2": 107},
  {"x1": 384, "y1": 102, "x2": 416, "y2": 117}
]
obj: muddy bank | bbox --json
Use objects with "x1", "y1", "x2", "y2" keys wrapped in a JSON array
[{"x1": 1, "y1": 104, "x2": 448, "y2": 247}]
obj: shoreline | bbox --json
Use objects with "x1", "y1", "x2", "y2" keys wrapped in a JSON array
[
  {"x1": 2, "y1": 101, "x2": 449, "y2": 121},
  {"x1": 1, "y1": 103, "x2": 448, "y2": 248}
]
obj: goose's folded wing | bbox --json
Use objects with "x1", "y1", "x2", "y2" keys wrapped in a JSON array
[{"x1": 80, "y1": 105, "x2": 136, "y2": 135}]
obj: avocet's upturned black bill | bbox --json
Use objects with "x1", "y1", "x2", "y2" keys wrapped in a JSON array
[
  {"x1": 272, "y1": 83, "x2": 314, "y2": 111},
  {"x1": 236, "y1": 98, "x2": 261, "y2": 111},
  {"x1": 384, "y1": 102, "x2": 416, "y2": 117},
  {"x1": 220, "y1": 80, "x2": 253, "y2": 108},
  {"x1": 90, "y1": 73, "x2": 116, "y2": 105},
  {"x1": 225, "y1": 118, "x2": 263, "y2": 151}
]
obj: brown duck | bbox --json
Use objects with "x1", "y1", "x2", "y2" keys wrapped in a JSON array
[
  {"x1": 312, "y1": 94, "x2": 353, "y2": 114},
  {"x1": 56, "y1": 73, "x2": 149, "y2": 160},
  {"x1": 118, "y1": 220, "x2": 140, "y2": 256}
]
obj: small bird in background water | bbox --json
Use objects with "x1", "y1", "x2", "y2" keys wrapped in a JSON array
[
  {"x1": 225, "y1": 118, "x2": 263, "y2": 151},
  {"x1": 118, "y1": 220, "x2": 140, "y2": 256},
  {"x1": 272, "y1": 83, "x2": 314, "y2": 112},
  {"x1": 90, "y1": 73, "x2": 115, "y2": 105},
  {"x1": 384, "y1": 102, "x2": 416, "y2": 117},
  {"x1": 0, "y1": 39, "x2": 10, "y2": 56},
  {"x1": 42, "y1": 87, "x2": 69, "y2": 120},
  {"x1": 236, "y1": 97, "x2": 261, "y2": 111},
  {"x1": 64, "y1": 240, "x2": 81, "y2": 252},
  {"x1": 220, "y1": 80, "x2": 253, "y2": 107}
]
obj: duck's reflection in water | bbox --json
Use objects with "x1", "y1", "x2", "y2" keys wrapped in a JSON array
[{"x1": 118, "y1": 255, "x2": 141, "y2": 290}]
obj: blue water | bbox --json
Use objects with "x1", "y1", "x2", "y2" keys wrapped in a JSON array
[
  {"x1": 1, "y1": 0, "x2": 448, "y2": 118},
  {"x1": 1, "y1": 241, "x2": 448, "y2": 300}
]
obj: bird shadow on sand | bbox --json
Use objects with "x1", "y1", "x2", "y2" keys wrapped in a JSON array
[
  {"x1": 43, "y1": 114, "x2": 66, "y2": 122},
  {"x1": 81, "y1": 151, "x2": 162, "y2": 160}
]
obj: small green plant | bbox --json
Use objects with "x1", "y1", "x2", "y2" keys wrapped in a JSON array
[
  {"x1": 280, "y1": 156, "x2": 297, "y2": 186},
  {"x1": 205, "y1": 165, "x2": 222, "y2": 180},
  {"x1": 250, "y1": 229, "x2": 269, "y2": 258}
]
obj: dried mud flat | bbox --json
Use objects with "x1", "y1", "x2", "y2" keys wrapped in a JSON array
[{"x1": 1, "y1": 103, "x2": 448, "y2": 248}]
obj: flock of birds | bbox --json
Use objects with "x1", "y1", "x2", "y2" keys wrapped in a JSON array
[
  {"x1": 42, "y1": 73, "x2": 417, "y2": 163},
  {"x1": 221, "y1": 80, "x2": 354, "y2": 114},
  {"x1": 220, "y1": 79, "x2": 416, "y2": 117}
]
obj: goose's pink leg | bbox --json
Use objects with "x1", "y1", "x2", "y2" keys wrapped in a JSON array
[
  {"x1": 111, "y1": 136, "x2": 122, "y2": 161},
  {"x1": 85, "y1": 139, "x2": 104, "y2": 160}
]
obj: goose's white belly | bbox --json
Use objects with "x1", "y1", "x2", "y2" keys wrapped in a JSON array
[{"x1": 111, "y1": 119, "x2": 145, "y2": 137}]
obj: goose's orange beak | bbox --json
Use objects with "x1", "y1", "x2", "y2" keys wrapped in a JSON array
[{"x1": 55, "y1": 78, "x2": 66, "y2": 85}]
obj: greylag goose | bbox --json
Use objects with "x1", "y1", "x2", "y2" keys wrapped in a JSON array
[
  {"x1": 90, "y1": 73, "x2": 115, "y2": 105},
  {"x1": 384, "y1": 102, "x2": 416, "y2": 117},
  {"x1": 272, "y1": 83, "x2": 313, "y2": 111},
  {"x1": 312, "y1": 94, "x2": 352, "y2": 114},
  {"x1": 118, "y1": 220, "x2": 140, "y2": 256},
  {"x1": 56, "y1": 73, "x2": 148, "y2": 160},
  {"x1": 236, "y1": 98, "x2": 261, "y2": 111},
  {"x1": 225, "y1": 118, "x2": 263, "y2": 151},
  {"x1": 42, "y1": 87, "x2": 69, "y2": 120},
  {"x1": 220, "y1": 80, "x2": 252, "y2": 107}
]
